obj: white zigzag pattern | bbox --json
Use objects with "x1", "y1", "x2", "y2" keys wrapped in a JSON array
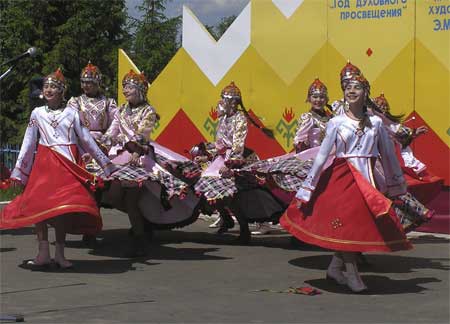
[
  {"x1": 182, "y1": 3, "x2": 251, "y2": 86},
  {"x1": 272, "y1": 0, "x2": 305, "y2": 19}
]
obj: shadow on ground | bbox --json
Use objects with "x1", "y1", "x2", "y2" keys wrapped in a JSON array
[
  {"x1": 305, "y1": 275, "x2": 441, "y2": 295},
  {"x1": 289, "y1": 254, "x2": 450, "y2": 274}
]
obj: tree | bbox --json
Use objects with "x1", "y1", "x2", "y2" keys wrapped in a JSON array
[
  {"x1": 205, "y1": 15, "x2": 237, "y2": 41},
  {"x1": 129, "y1": 0, "x2": 181, "y2": 83},
  {"x1": 0, "y1": 0, "x2": 129, "y2": 144}
]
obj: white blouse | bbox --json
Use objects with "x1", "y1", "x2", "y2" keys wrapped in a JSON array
[
  {"x1": 296, "y1": 113, "x2": 407, "y2": 202},
  {"x1": 11, "y1": 105, "x2": 111, "y2": 185}
]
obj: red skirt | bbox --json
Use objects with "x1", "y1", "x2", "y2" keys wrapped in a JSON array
[
  {"x1": 402, "y1": 168, "x2": 443, "y2": 205},
  {"x1": 0, "y1": 145, "x2": 102, "y2": 235},
  {"x1": 280, "y1": 158, "x2": 412, "y2": 252},
  {"x1": 395, "y1": 145, "x2": 443, "y2": 204}
]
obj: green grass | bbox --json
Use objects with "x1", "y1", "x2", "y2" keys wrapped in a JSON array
[{"x1": 0, "y1": 185, "x2": 23, "y2": 202}]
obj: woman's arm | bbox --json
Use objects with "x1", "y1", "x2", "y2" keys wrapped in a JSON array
[
  {"x1": 295, "y1": 119, "x2": 338, "y2": 202},
  {"x1": 10, "y1": 110, "x2": 39, "y2": 185},
  {"x1": 377, "y1": 120, "x2": 407, "y2": 197},
  {"x1": 293, "y1": 113, "x2": 314, "y2": 152},
  {"x1": 73, "y1": 111, "x2": 114, "y2": 173},
  {"x1": 227, "y1": 113, "x2": 248, "y2": 163}
]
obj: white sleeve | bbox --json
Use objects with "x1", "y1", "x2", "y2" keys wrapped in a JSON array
[
  {"x1": 377, "y1": 120, "x2": 407, "y2": 197},
  {"x1": 73, "y1": 112, "x2": 111, "y2": 168},
  {"x1": 10, "y1": 110, "x2": 39, "y2": 185},
  {"x1": 295, "y1": 119, "x2": 338, "y2": 202}
]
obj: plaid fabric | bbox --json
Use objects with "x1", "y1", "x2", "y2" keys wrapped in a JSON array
[
  {"x1": 237, "y1": 156, "x2": 312, "y2": 192},
  {"x1": 94, "y1": 163, "x2": 188, "y2": 199},
  {"x1": 154, "y1": 152, "x2": 203, "y2": 182},
  {"x1": 194, "y1": 176, "x2": 237, "y2": 201},
  {"x1": 271, "y1": 174, "x2": 305, "y2": 192},
  {"x1": 392, "y1": 192, "x2": 433, "y2": 232},
  {"x1": 94, "y1": 164, "x2": 150, "y2": 182},
  {"x1": 241, "y1": 156, "x2": 312, "y2": 177}
]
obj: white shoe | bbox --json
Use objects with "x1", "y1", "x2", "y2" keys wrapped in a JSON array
[
  {"x1": 251, "y1": 223, "x2": 272, "y2": 235},
  {"x1": 344, "y1": 261, "x2": 368, "y2": 293},
  {"x1": 326, "y1": 254, "x2": 346, "y2": 285},
  {"x1": 209, "y1": 217, "x2": 222, "y2": 228}
]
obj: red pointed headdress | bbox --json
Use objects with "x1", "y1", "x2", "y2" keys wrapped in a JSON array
[
  {"x1": 122, "y1": 70, "x2": 149, "y2": 93},
  {"x1": 80, "y1": 61, "x2": 102, "y2": 83}
]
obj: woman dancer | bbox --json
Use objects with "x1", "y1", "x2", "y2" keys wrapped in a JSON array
[
  {"x1": 99, "y1": 70, "x2": 197, "y2": 256},
  {"x1": 0, "y1": 68, "x2": 117, "y2": 269},
  {"x1": 280, "y1": 73, "x2": 412, "y2": 292},
  {"x1": 371, "y1": 93, "x2": 443, "y2": 204},
  {"x1": 67, "y1": 61, "x2": 117, "y2": 246},
  {"x1": 193, "y1": 82, "x2": 283, "y2": 244}
]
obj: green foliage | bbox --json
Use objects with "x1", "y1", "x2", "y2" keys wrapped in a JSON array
[
  {"x1": 205, "y1": 15, "x2": 237, "y2": 41},
  {"x1": 0, "y1": 0, "x2": 235, "y2": 146},
  {"x1": 128, "y1": 0, "x2": 181, "y2": 83},
  {"x1": 0, "y1": 0, "x2": 128, "y2": 144}
]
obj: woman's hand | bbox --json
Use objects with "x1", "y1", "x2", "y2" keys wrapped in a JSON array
[
  {"x1": 219, "y1": 166, "x2": 233, "y2": 178},
  {"x1": 129, "y1": 152, "x2": 141, "y2": 166},
  {"x1": 81, "y1": 153, "x2": 92, "y2": 164},
  {"x1": 414, "y1": 125, "x2": 428, "y2": 137},
  {"x1": 295, "y1": 199, "x2": 303, "y2": 210},
  {"x1": 194, "y1": 155, "x2": 208, "y2": 163},
  {"x1": 103, "y1": 164, "x2": 119, "y2": 177}
]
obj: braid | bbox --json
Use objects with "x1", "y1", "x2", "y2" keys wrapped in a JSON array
[
  {"x1": 359, "y1": 105, "x2": 372, "y2": 130},
  {"x1": 369, "y1": 97, "x2": 404, "y2": 123},
  {"x1": 238, "y1": 99, "x2": 274, "y2": 139}
]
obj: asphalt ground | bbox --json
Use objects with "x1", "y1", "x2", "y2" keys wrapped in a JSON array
[{"x1": 1, "y1": 208, "x2": 449, "y2": 323}]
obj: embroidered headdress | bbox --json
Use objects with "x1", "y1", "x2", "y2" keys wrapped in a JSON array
[
  {"x1": 340, "y1": 61, "x2": 362, "y2": 90},
  {"x1": 80, "y1": 61, "x2": 102, "y2": 84},
  {"x1": 44, "y1": 68, "x2": 66, "y2": 92},
  {"x1": 307, "y1": 78, "x2": 328, "y2": 99},
  {"x1": 122, "y1": 70, "x2": 149, "y2": 94},
  {"x1": 342, "y1": 70, "x2": 370, "y2": 93},
  {"x1": 373, "y1": 93, "x2": 390, "y2": 113},
  {"x1": 221, "y1": 81, "x2": 241, "y2": 100}
]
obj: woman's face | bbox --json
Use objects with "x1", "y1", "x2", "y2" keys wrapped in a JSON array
[
  {"x1": 123, "y1": 84, "x2": 142, "y2": 106},
  {"x1": 221, "y1": 96, "x2": 238, "y2": 115},
  {"x1": 43, "y1": 83, "x2": 63, "y2": 106},
  {"x1": 81, "y1": 81, "x2": 99, "y2": 97},
  {"x1": 216, "y1": 99, "x2": 226, "y2": 117},
  {"x1": 344, "y1": 82, "x2": 366, "y2": 107},
  {"x1": 309, "y1": 94, "x2": 327, "y2": 110}
]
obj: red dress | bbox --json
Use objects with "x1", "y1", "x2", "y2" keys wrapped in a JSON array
[
  {"x1": 280, "y1": 114, "x2": 412, "y2": 253},
  {"x1": 1, "y1": 105, "x2": 111, "y2": 234}
]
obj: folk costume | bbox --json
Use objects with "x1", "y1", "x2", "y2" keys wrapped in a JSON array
[
  {"x1": 0, "y1": 69, "x2": 114, "y2": 234},
  {"x1": 192, "y1": 82, "x2": 284, "y2": 242},
  {"x1": 239, "y1": 79, "x2": 334, "y2": 201},
  {"x1": 280, "y1": 73, "x2": 412, "y2": 254},
  {"x1": 371, "y1": 93, "x2": 443, "y2": 205},
  {"x1": 99, "y1": 70, "x2": 199, "y2": 229},
  {"x1": 331, "y1": 62, "x2": 433, "y2": 231},
  {"x1": 67, "y1": 62, "x2": 117, "y2": 143}
]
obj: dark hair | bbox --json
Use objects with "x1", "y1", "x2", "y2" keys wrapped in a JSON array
[
  {"x1": 359, "y1": 105, "x2": 372, "y2": 130},
  {"x1": 237, "y1": 98, "x2": 274, "y2": 139},
  {"x1": 368, "y1": 98, "x2": 404, "y2": 123}
]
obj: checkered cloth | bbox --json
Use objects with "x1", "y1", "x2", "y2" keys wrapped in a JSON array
[
  {"x1": 392, "y1": 192, "x2": 433, "y2": 232},
  {"x1": 194, "y1": 176, "x2": 237, "y2": 201},
  {"x1": 242, "y1": 156, "x2": 312, "y2": 177},
  {"x1": 237, "y1": 156, "x2": 313, "y2": 192},
  {"x1": 94, "y1": 163, "x2": 188, "y2": 199},
  {"x1": 94, "y1": 164, "x2": 150, "y2": 182},
  {"x1": 271, "y1": 174, "x2": 305, "y2": 192},
  {"x1": 155, "y1": 153, "x2": 203, "y2": 181}
]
